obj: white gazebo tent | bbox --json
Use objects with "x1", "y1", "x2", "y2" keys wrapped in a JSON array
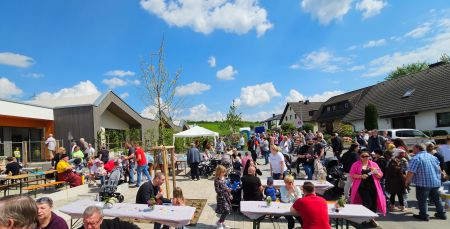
[{"x1": 172, "y1": 125, "x2": 219, "y2": 145}]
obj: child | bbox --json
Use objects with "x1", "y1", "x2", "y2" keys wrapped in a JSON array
[
  {"x1": 214, "y1": 165, "x2": 232, "y2": 229},
  {"x1": 264, "y1": 177, "x2": 277, "y2": 201},
  {"x1": 173, "y1": 187, "x2": 186, "y2": 206},
  {"x1": 96, "y1": 161, "x2": 107, "y2": 186}
]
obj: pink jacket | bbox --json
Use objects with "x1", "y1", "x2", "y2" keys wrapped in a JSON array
[{"x1": 349, "y1": 160, "x2": 386, "y2": 215}]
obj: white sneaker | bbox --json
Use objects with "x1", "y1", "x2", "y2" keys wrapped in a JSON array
[
  {"x1": 222, "y1": 223, "x2": 230, "y2": 229},
  {"x1": 216, "y1": 224, "x2": 224, "y2": 229}
]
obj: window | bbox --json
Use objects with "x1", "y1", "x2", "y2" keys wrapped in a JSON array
[
  {"x1": 326, "y1": 106, "x2": 331, "y2": 112},
  {"x1": 332, "y1": 105, "x2": 336, "y2": 111},
  {"x1": 412, "y1": 130, "x2": 426, "y2": 137},
  {"x1": 396, "y1": 130, "x2": 414, "y2": 137},
  {"x1": 402, "y1": 89, "x2": 415, "y2": 98},
  {"x1": 344, "y1": 102, "x2": 349, "y2": 109},
  {"x1": 309, "y1": 110, "x2": 315, "y2": 116},
  {"x1": 289, "y1": 115, "x2": 292, "y2": 120},
  {"x1": 437, "y1": 112, "x2": 450, "y2": 127},
  {"x1": 294, "y1": 114, "x2": 297, "y2": 119}
]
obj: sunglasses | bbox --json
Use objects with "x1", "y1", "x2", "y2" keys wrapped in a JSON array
[{"x1": 361, "y1": 155, "x2": 370, "y2": 158}]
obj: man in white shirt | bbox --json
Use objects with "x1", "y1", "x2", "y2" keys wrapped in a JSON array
[
  {"x1": 438, "y1": 137, "x2": 450, "y2": 174},
  {"x1": 239, "y1": 135, "x2": 245, "y2": 150},
  {"x1": 45, "y1": 134, "x2": 56, "y2": 162}
]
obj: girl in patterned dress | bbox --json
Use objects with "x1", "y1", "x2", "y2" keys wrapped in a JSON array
[{"x1": 214, "y1": 165, "x2": 232, "y2": 229}]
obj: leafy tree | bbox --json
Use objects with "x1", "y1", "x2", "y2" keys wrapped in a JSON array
[
  {"x1": 440, "y1": 53, "x2": 450, "y2": 63},
  {"x1": 140, "y1": 38, "x2": 182, "y2": 144},
  {"x1": 385, "y1": 62, "x2": 429, "y2": 81},
  {"x1": 364, "y1": 104, "x2": 379, "y2": 130}
]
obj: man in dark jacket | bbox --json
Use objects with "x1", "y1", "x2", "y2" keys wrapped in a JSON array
[
  {"x1": 340, "y1": 144, "x2": 360, "y2": 199},
  {"x1": 331, "y1": 133, "x2": 344, "y2": 160},
  {"x1": 187, "y1": 142, "x2": 201, "y2": 181},
  {"x1": 368, "y1": 130, "x2": 383, "y2": 153}
]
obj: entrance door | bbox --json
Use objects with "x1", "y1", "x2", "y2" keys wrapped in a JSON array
[
  {"x1": 326, "y1": 122, "x2": 333, "y2": 133},
  {"x1": 392, "y1": 116, "x2": 416, "y2": 129}
]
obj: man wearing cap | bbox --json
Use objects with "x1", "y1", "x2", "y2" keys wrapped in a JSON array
[{"x1": 297, "y1": 138, "x2": 323, "y2": 180}]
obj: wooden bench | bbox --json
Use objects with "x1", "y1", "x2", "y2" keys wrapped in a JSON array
[
  {"x1": 24, "y1": 181, "x2": 67, "y2": 197},
  {"x1": 0, "y1": 184, "x2": 10, "y2": 196}
]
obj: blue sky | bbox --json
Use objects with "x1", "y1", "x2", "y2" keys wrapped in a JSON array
[{"x1": 1, "y1": 0, "x2": 450, "y2": 121}]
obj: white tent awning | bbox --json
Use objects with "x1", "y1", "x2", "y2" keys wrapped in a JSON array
[{"x1": 172, "y1": 125, "x2": 219, "y2": 144}]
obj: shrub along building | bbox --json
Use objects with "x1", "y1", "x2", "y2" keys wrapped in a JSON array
[
  {"x1": 343, "y1": 62, "x2": 450, "y2": 133},
  {"x1": 279, "y1": 101, "x2": 323, "y2": 132}
]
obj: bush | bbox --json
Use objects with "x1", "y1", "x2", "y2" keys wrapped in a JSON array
[
  {"x1": 364, "y1": 104, "x2": 379, "y2": 130},
  {"x1": 281, "y1": 123, "x2": 296, "y2": 133},
  {"x1": 301, "y1": 123, "x2": 314, "y2": 133},
  {"x1": 432, "y1": 130, "x2": 448, "y2": 136}
]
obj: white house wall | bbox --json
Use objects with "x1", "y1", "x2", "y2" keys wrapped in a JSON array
[
  {"x1": 351, "y1": 107, "x2": 450, "y2": 132},
  {"x1": 0, "y1": 100, "x2": 53, "y2": 120},
  {"x1": 415, "y1": 107, "x2": 450, "y2": 132},
  {"x1": 100, "y1": 110, "x2": 129, "y2": 130}
]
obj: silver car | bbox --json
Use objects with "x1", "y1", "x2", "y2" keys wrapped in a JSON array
[{"x1": 378, "y1": 129, "x2": 435, "y2": 147}]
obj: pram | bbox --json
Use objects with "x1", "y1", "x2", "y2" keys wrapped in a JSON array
[
  {"x1": 98, "y1": 167, "x2": 125, "y2": 203},
  {"x1": 198, "y1": 160, "x2": 214, "y2": 178},
  {"x1": 283, "y1": 153, "x2": 297, "y2": 178},
  {"x1": 323, "y1": 158, "x2": 345, "y2": 200},
  {"x1": 227, "y1": 171, "x2": 242, "y2": 211}
]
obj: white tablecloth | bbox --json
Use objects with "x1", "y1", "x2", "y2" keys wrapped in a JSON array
[
  {"x1": 260, "y1": 179, "x2": 334, "y2": 195},
  {"x1": 240, "y1": 201, "x2": 378, "y2": 224},
  {"x1": 59, "y1": 199, "x2": 196, "y2": 228}
]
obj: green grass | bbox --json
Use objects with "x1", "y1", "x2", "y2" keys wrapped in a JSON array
[{"x1": 187, "y1": 121, "x2": 261, "y2": 136}]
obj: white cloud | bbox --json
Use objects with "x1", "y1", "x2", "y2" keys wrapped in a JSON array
[
  {"x1": 175, "y1": 82, "x2": 211, "y2": 96},
  {"x1": 0, "y1": 77, "x2": 23, "y2": 99},
  {"x1": 291, "y1": 50, "x2": 350, "y2": 73},
  {"x1": 301, "y1": 0, "x2": 352, "y2": 25},
  {"x1": 181, "y1": 104, "x2": 224, "y2": 121},
  {"x1": 349, "y1": 65, "x2": 365, "y2": 71},
  {"x1": 356, "y1": 0, "x2": 387, "y2": 19},
  {"x1": 242, "y1": 111, "x2": 272, "y2": 122},
  {"x1": 33, "y1": 80, "x2": 100, "y2": 101},
  {"x1": 208, "y1": 56, "x2": 216, "y2": 67},
  {"x1": 131, "y1": 79, "x2": 141, "y2": 85},
  {"x1": 236, "y1": 82, "x2": 281, "y2": 107},
  {"x1": 24, "y1": 73, "x2": 43, "y2": 79},
  {"x1": 405, "y1": 23, "x2": 432, "y2": 38},
  {"x1": 216, "y1": 65, "x2": 237, "y2": 80},
  {"x1": 347, "y1": 45, "x2": 358, "y2": 51},
  {"x1": 363, "y1": 38, "x2": 386, "y2": 48},
  {"x1": 0, "y1": 52, "x2": 34, "y2": 68},
  {"x1": 286, "y1": 89, "x2": 344, "y2": 102},
  {"x1": 119, "y1": 92, "x2": 130, "y2": 99},
  {"x1": 363, "y1": 18, "x2": 450, "y2": 77},
  {"x1": 140, "y1": 0, "x2": 273, "y2": 37},
  {"x1": 102, "y1": 77, "x2": 127, "y2": 89},
  {"x1": 104, "y1": 70, "x2": 135, "y2": 77}
]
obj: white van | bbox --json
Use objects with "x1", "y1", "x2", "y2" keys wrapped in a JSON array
[{"x1": 378, "y1": 129, "x2": 435, "y2": 147}]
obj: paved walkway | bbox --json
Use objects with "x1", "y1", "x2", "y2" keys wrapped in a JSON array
[{"x1": 25, "y1": 152, "x2": 449, "y2": 229}]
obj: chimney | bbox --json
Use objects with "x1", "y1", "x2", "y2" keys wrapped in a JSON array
[
  {"x1": 304, "y1": 100, "x2": 310, "y2": 105},
  {"x1": 272, "y1": 114, "x2": 275, "y2": 117}
]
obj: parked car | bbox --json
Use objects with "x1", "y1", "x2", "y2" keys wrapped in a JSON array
[{"x1": 378, "y1": 129, "x2": 436, "y2": 147}]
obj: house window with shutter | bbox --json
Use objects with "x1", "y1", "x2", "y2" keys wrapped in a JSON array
[{"x1": 437, "y1": 112, "x2": 450, "y2": 127}]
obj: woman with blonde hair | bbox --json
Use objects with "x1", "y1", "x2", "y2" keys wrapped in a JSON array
[
  {"x1": 214, "y1": 165, "x2": 232, "y2": 229},
  {"x1": 280, "y1": 175, "x2": 302, "y2": 229}
]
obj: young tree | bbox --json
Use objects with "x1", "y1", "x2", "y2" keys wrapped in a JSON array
[
  {"x1": 440, "y1": 53, "x2": 450, "y2": 63},
  {"x1": 385, "y1": 62, "x2": 429, "y2": 81},
  {"x1": 364, "y1": 104, "x2": 379, "y2": 130},
  {"x1": 140, "y1": 38, "x2": 182, "y2": 144},
  {"x1": 220, "y1": 100, "x2": 242, "y2": 135}
]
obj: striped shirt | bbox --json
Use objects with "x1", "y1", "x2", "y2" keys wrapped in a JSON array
[{"x1": 408, "y1": 151, "x2": 441, "y2": 188}]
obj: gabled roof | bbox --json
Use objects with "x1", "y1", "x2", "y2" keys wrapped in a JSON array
[
  {"x1": 315, "y1": 86, "x2": 372, "y2": 122},
  {"x1": 280, "y1": 101, "x2": 322, "y2": 123},
  {"x1": 263, "y1": 114, "x2": 282, "y2": 122},
  {"x1": 343, "y1": 63, "x2": 450, "y2": 121}
]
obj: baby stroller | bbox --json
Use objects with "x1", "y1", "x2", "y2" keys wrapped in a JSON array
[
  {"x1": 199, "y1": 160, "x2": 213, "y2": 178},
  {"x1": 98, "y1": 167, "x2": 125, "y2": 203},
  {"x1": 323, "y1": 158, "x2": 345, "y2": 200},
  {"x1": 227, "y1": 171, "x2": 242, "y2": 211},
  {"x1": 283, "y1": 153, "x2": 297, "y2": 178}
]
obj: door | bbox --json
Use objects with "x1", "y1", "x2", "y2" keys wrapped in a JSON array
[{"x1": 392, "y1": 116, "x2": 415, "y2": 129}]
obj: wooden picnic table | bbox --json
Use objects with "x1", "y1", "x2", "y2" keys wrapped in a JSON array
[{"x1": 0, "y1": 170, "x2": 57, "y2": 194}]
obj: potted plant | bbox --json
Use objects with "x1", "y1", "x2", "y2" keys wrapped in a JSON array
[
  {"x1": 265, "y1": 196, "x2": 272, "y2": 207},
  {"x1": 334, "y1": 196, "x2": 346, "y2": 212},
  {"x1": 148, "y1": 197, "x2": 157, "y2": 210},
  {"x1": 103, "y1": 197, "x2": 118, "y2": 209}
]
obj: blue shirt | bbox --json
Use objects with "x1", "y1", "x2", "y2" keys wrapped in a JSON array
[
  {"x1": 408, "y1": 151, "x2": 441, "y2": 188},
  {"x1": 264, "y1": 186, "x2": 277, "y2": 201}
]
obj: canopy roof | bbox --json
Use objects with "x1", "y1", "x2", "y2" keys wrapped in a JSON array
[{"x1": 173, "y1": 125, "x2": 219, "y2": 138}]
